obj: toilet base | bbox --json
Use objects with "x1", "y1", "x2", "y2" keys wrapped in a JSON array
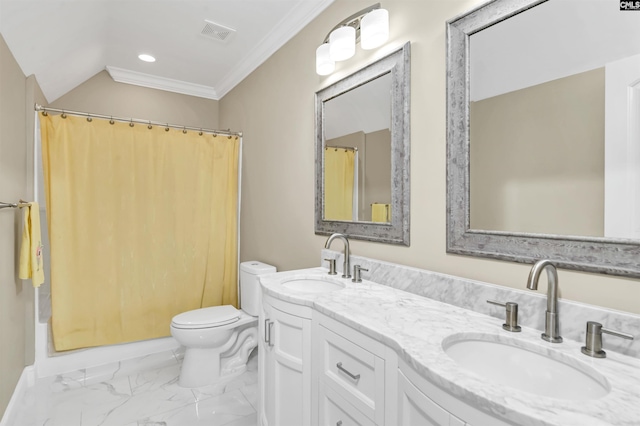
[{"x1": 178, "y1": 322, "x2": 258, "y2": 388}]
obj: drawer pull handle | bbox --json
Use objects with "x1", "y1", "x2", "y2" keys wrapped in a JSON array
[
  {"x1": 336, "y1": 362, "x2": 360, "y2": 381},
  {"x1": 336, "y1": 421, "x2": 343, "y2": 426},
  {"x1": 264, "y1": 319, "x2": 270, "y2": 344}
]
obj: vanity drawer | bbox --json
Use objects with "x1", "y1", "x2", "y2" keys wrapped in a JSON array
[
  {"x1": 319, "y1": 381, "x2": 375, "y2": 426},
  {"x1": 318, "y1": 324, "x2": 385, "y2": 422}
]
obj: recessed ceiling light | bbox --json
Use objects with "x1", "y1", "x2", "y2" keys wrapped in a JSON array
[{"x1": 138, "y1": 54, "x2": 156, "y2": 63}]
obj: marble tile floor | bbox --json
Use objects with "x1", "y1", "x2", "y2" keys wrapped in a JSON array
[{"x1": 11, "y1": 347, "x2": 259, "y2": 426}]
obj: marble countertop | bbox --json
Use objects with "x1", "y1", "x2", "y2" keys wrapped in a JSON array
[{"x1": 259, "y1": 268, "x2": 640, "y2": 426}]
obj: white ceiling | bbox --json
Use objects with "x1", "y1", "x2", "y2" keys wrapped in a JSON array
[{"x1": 0, "y1": 0, "x2": 334, "y2": 102}]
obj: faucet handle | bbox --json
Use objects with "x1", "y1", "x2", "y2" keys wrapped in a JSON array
[
  {"x1": 352, "y1": 265, "x2": 368, "y2": 283},
  {"x1": 581, "y1": 321, "x2": 634, "y2": 358},
  {"x1": 487, "y1": 300, "x2": 521, "y2": 332},
  {"x1": 324, "y1": 258, "x2": 337, "y2": 275}
]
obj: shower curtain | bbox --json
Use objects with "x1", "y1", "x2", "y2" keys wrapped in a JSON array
[
  {"x1": 40, "y1": 114, "x2": 240, "y2": 351},
  {"x1": 324, "y1": 148, "x2": 355, "y2": 221}
]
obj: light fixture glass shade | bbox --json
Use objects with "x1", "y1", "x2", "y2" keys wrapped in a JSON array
[
  {"x1": 329, "y1": 25, "x2": 356, "y2": 61},
  {"x1": 316, "y1": 44, "x2": 335, "y2": 75},
  {"x1": 360, "y1": 8, "x2": 389, "y2": 50}
]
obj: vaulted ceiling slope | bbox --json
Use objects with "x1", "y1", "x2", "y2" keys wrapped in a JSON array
[{"x1": 0, "y1": 0, "x2": 333, "y2": 102}]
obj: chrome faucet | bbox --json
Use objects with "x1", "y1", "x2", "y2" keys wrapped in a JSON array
[
  {"x1": 526, "y1": 259, "x2": 563, "y2": 343},
  {"x1": 324, "y1": 233, "x2": 351, "y2": 278}
]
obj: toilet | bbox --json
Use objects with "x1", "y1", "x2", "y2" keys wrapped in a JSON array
[{"x1": 170, "y1": 261, "x2": 276, "y2": 388}]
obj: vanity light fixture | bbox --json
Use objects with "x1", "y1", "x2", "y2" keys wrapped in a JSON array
[
  {"x1": 315, "y1": 3, "x2": 389, "y2": 76},
  {"x1": 138, "y1": 54, "x2": 156, "y2": 63},
  {"x1": 316, "y1": 44, "x2": 335, "y2": 75},
  {"x1": 360, "y1": 8, "x2": 389, "y2": 50},
  {"x1": 329, "y1": 26, "x2": 356, "y2": 61}
]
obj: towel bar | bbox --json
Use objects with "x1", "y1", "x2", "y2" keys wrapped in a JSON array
[{"x1": 0, "y1": 200, "x2": 30, "y2": 210}]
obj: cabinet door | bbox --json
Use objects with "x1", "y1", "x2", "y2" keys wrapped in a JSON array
[
  {"x1": 259, "y1": 301, "x2": 274, "y2": 426},
  {"x1": 272, "y1": 306, "x2": 312, "y2": 426},
  {"x1": 397, "y1": 370, "x2": 451, "y2": 426},
  {"x1": 266, "y1": 304, "x2": 312, "y2": 426}
]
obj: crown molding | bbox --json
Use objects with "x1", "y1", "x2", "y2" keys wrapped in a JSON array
[
  {"x1": 214, "y1": 0, "x2": 335, "y2": 98},
  {"x1": 106, "y1": 66, "x2": 219, "y2": 100}
]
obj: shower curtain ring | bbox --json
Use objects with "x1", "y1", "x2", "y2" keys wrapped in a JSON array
[
  {"x1": 86, "y1": 115, "x2": 92, "y2": 122},
  {"x1": 61, "y1": 111, "x2": 67, "y2": 119},
  {"x1": 182, "y1": 127, "x2": 187, "y2": 134},
  {"x1": 165, "y1": 124, "x2": 170, "y2": 132},
  {"x1": 148, "y1": 121, "x2": 153, "y2": 130},
  {"x1": 42, "y1": 111, "x2": 48, "y2": 116},
  {"x1": 213, "y1": 133, "x2": 217, "y2": 138},
  {"x1": 109, "y1": 116, "x2": 114, "y2": 125},
  {"x1": 129, "y1": 119, "x2": 134, "y2": 127},
  {"x1": 199, "y1": 129, "x2": 203, "y2": 136}
]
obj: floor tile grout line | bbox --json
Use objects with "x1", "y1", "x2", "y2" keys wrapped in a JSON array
[
  {"x1": 239, "y1": 386, "x2": 258, "y2": 412},
  {"x1": 218, "y1": 412, "x2": 258, "y2": 426}
]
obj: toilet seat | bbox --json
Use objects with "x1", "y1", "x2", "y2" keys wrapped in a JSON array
[{"x1": 171, "y1": 305, "x2": 240, "y2": 329}]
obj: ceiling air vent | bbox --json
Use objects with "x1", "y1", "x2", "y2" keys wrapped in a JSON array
[{"x1": 201, "y1": 20, "x2": 236, "y2": 43}]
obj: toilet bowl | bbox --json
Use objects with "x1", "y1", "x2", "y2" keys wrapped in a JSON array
[{"x1": 170, "y1": 261, "x2": 276, "y2": 388}]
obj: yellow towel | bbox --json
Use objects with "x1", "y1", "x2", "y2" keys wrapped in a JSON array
[
  {"x1": 372, "y1": 203, "x2": 390, "y2": 222},
  {"x1": 19, "y1": 202, "x2": 44, "y2": 287}
]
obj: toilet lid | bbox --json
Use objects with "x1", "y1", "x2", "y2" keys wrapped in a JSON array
[{"x1": 171, "y1": 305, "x2": 241, "y2": 329}]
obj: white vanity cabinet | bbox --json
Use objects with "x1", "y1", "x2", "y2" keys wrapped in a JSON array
[
  {"x1": 259, "y1": 294, "x2": 313, "y2": 426},
  {"x1": 258, "y1": 281, "x2": 514, "y2": 426}
]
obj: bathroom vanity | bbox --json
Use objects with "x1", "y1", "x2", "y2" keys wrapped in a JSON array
[{"x1": 257, "y1": 262, "x2": 640, "y2": 426}]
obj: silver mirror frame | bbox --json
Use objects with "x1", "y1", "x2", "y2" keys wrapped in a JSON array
[
  {"x1": 315, "y1": 42, "x2": 410, "y2": 245},
  {"x1": 446, "y1": 0, "x2": 640, "y2": 277}
]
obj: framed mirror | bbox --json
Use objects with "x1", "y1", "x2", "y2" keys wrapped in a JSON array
[
  {"x1": 315, "y1": 42, "x2": 410, "y2": 245},
  {"x1": 447, "y1": 0, "x2": 640, "y2": 277}
]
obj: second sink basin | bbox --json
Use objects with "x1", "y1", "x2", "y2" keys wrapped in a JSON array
[
  {"x1": 442, "y1": 333, "x2": 610, "y2": 400},
  {"x1": 280, "y1": 278, "x2": 345, "y2": 293}
]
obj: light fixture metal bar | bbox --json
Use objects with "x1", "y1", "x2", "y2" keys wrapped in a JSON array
[{"x1": 322, "y1": 3, "x2": 381, "y2": 43}]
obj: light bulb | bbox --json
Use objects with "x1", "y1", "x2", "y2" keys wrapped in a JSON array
[
  {"x1": 329, "y1": 26, "x2": 356, "y2": 61},
  {"x1": 316, "y1": 44, "x2": 335, "y2": 75},
  {"x1": 361, "y1": 9, "x2": 389, "y2": 50}
]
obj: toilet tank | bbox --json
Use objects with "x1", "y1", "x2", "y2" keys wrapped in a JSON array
[{"x1": 240, "y1": 261, "x2": 277, "y2": 316}]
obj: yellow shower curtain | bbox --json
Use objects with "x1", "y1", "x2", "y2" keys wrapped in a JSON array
[
  {"x1": 324, "y1": 148, "x2": 355, "y2": 221},
  {"x1": 40, "y1": 114, "x2": 239, "y2": 351}
]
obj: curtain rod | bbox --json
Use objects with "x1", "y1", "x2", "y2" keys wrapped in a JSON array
[
  {"x1": 34, "y1": 104, "x2": 242, "y2": 137},
  {"x1": 325, "y1": 145, "x2": 358, "y2": 151}
]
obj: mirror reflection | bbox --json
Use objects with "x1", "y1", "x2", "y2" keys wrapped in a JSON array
[
  {"x1": 323, "y1": 73, "x2": 391, "y2": 223},
  {"x1": 469, "y1": 0, "x2": 640, "y2": 240}
]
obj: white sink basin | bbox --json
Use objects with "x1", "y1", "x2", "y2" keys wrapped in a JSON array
[
  {"x1": 280, "y1": 278, "x2": 345, "y2": 293},
  {"x1": 442, "y1": 333, "x2": 610, "y2": 400}
]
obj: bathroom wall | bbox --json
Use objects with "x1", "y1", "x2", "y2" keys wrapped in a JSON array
[
  {"x1": 50, "y1": 70, "x2": 219, "y2": 129},
  {"x1": 0, "y1": 33, "x2": 36, "y2": 419},
  {"x1": 219, "y1": 0, "x2": 640, "y2": 315}
]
